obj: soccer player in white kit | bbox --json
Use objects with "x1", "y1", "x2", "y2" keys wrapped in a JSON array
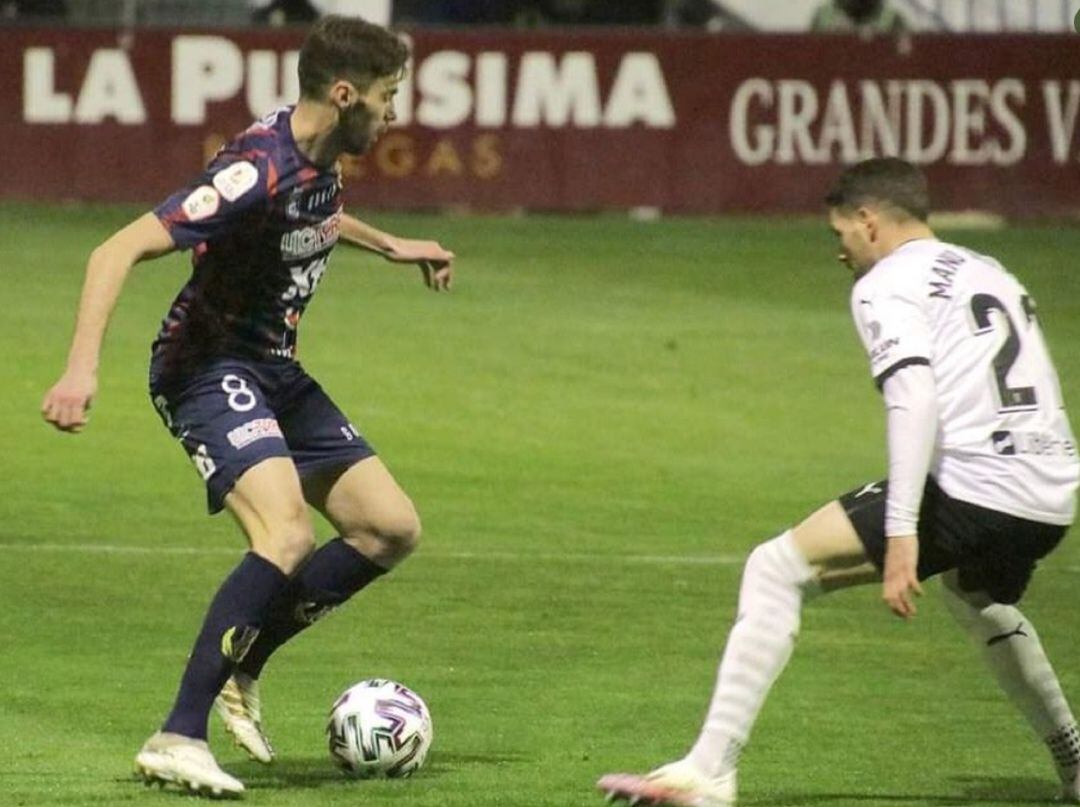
[{"x1": 598, "y1": 158, "x2": 1080, "y2": 807}]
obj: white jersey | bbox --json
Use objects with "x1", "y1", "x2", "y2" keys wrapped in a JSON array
[{"x1": 851, "y1": 238, "x2": 1078, "y2": 525}]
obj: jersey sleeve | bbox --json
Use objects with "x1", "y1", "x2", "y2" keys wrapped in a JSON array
[
  {"x1": 851, "y1": 269, "x2": 933, "y2": 389},
  {"x1": 153, "y1": 156, "x2": 271, "y2": 250}
]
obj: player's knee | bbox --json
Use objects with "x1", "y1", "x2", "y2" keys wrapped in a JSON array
[
  {"x1": 341, "y1": 499, "x2": 421, "y2": 565},
  {"x1": 745, "y1": 537, "x2": 804, "y2": 587},
  {"x1": 942, "y1": 577, "x2": 1026, "y2": 643},
  {"x1": 941, "y1": 571, "x2": 992, "y2": 620},
  {"x1": 263, "y1": 510, "x2": 317, "y2": 573},
  {"x1": 375, "y1": 503, "x2": 422, "y2": 559},
  {"x1": 739, "y1": 535, "x2": 815, "y2": 629}
]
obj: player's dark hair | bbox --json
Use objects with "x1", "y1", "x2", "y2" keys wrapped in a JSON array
[
  {"x1": 298, "y1": 15, "x2": 408, "y2": 99},
  {"x1": 824, "y1": 158, "x2": 930, "y2": 222}
]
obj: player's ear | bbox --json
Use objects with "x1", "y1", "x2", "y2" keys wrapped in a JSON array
[
  {"x1": 856, "y1": 206, "x2": 878, "y2": 240},
  {"x1": 327, "y1": 80, "x2": 352, "y2": 110}
]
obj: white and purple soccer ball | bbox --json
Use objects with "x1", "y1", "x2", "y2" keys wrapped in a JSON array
[{"x1": 327, "y1": 679, "x2": 433, "y2": 778}]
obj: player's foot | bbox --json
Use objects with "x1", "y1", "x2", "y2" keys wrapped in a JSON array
[
  {"x1": 215, "y1": 672, "x2": 275, "y2": 764},
  {"x1": 134, "y1": 731, "x2": 245, "y2": 798},
  {"x1": 597, "y1": 759, "x2": 736, "y2": 806}
]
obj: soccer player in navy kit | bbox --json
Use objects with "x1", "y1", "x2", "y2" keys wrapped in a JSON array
[{"x1": 42, "y1": 16, "x2": 452, "y2": 796}]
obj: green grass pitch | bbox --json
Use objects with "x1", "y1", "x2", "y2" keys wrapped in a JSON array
[{"x1": 1, "y1": 202, "x2": 1078, "y2": 806}]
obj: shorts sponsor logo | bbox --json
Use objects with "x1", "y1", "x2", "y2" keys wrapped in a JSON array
[
  {"x1": 227, "y1": 417, "x2": 283, "y2": 449},
  {"x1": 212, "y1": 160, "x2": 258, "y2": 202},
  {"x1": 181, "y1": 185, "x2": 220, "y2": 221}
]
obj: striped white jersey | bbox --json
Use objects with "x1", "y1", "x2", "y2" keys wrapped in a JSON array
[{"x1": 850, "y1": 238, "x2": 1078, "y2": 525}]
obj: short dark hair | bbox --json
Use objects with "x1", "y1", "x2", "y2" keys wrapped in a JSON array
[
  {"x1": 824, "y1": 157, "x2": 930, "y2": 222},
  {"x1": 298, "y1": 15, "x2": 409, "y2": 99}
]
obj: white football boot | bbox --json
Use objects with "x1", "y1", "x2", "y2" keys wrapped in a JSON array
[
  {"x1": 598, "y1": 758, "x2": 736, "y2": 806},
  {"x1": 134, "y1": 731, "x2": 244, "y2": 798},
  {"x1": 215, "y1": 672, "x2": 275, "y2": 764}
]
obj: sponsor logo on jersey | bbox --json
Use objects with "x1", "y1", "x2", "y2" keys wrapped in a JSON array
[
  {"x1": 226, "y1": 417, "x2": 283, "y2": 449},
  {"x1": 991, "y1": 430, "x2": 1016, "y2": 455},
  {"x1": 869, "y1": 336, "x2": 900, "y2": 363},
  {"x1": 181, "y1": 185, "x2": 220, "y2": 221},
  {"x1": 280, "y1": 212, "x2": 340, "y2": 260},
  {"x1": 212, "y1": 160, "x2": 259, "y2": 202},
  {"x1": 992, "y1": 430, "x2": 1077, "y2": 458}
]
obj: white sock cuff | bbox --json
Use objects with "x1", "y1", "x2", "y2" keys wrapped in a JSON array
[{"x1": 769, "y1": 530, "x2": 818, "y2": 594}]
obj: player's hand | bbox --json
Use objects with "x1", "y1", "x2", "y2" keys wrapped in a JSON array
[
  {"x1": 41, "y1": 369, "x2": 97, "y2": 433},
  {"x1": 382, "y1": 237, "x2": 454, "y2": 292},
  {"x1": 882, "y1": 534, "x2": 922, "y2": 620}
]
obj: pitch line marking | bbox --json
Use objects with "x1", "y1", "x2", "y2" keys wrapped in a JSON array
[
  {"x1": 0, "y1": 541, "x2": 744, "y2": 566},
  {"x1": 0, "y1": 543, "x2": 1076, "y2": 574}
]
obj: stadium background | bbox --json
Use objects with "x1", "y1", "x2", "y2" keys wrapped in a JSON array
[{"x1": 2, "y1": 2, "x2": 1080, "y2": 806}]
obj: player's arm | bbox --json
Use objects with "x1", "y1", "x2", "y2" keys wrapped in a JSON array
[
  {"x1": 338, "y1": 211, "x2": 454, "y2": 291},
  {"x1": 42, "y1": 213, "x2": 175, "y2": 433},
  {"x1": 851, "y1": 275, "x2": 937, "y2": 618},
  {"x1": 880, "y1": 363, "x2": 938, "y2": 619}
]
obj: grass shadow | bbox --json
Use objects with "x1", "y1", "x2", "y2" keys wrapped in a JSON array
[
  {"x1": 235, "y1": 751, "x2": 530, "y2": 791},
  {"x1": 744, "y1": 775, "x2": 1060, "y2": 806}
]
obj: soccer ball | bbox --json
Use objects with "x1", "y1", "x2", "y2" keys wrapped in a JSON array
[{"x1": 327, "y1": 679, "x2": 433, "y2": 778}]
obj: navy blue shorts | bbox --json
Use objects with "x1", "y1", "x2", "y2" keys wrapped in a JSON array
[
  {"x1": 839, "y1": 476, "x2": 1067, "y2": 604},
  {"x1": 149, "y1": 358, "x2": 376, "y2": 514}
]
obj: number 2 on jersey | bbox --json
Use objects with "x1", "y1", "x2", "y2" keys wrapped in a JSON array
[{"x1": 970, "y1": 293, "x2": 1038, "y2": 412}]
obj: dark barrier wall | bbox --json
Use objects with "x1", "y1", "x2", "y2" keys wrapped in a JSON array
[{"x1": 2, "y1": 28, "x2": 1079, "y2": 214}]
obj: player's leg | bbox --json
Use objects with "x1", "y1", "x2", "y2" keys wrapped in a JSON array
[
  {"x1": 941, "y1": 566, "x2": 1079, "y2": 798},
  {"x1": 139, "y1": 459, "x2": 312, "y2": 791},
  {"x1": 215, "y1": 456, "x2": 413, "y2": 763},
  {"x1": 139, "y1": 364, "x2": 312, "y2": 789},
  {"x1": 231, "y1": 369, "x2": 412, "y2": 677},
  {"x1": 600, "y1": 497, "x2": 877, "y2": 806},
  {"x1": 235, "y1": 456, "x2": 417, "y2": 679},
  {"x1": 684, "y1": 501, "x2": 874, "y2": 775},
  {"x1": 307, "y1": 453, "x2": 421, "y2": 567}
]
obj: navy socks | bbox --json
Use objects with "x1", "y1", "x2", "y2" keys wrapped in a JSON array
[
  {"x1": 238, "y1": 538, "x2": 387, "y2": 679},
  {"x1": 162, "y1": 552, "x2": 289, "y2": 739}
]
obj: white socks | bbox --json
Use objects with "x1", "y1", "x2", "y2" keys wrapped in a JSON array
[
  {"x1": 941, "y1": 581, "x2": 1079, "y2": 782},
  {"x1": 681, "y1": 536, "x2": 1078, "y2": 786},
  {"x1": 687, "y1": 531, "x2": 816, "y2": 779}
]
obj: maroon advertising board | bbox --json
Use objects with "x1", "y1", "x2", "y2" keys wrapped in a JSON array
[{"x1": 1, "y1": 28, "x2": 1078, "y2": 215}]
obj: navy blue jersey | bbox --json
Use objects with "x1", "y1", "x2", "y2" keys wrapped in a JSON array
[{"x1": 152, "y1": 107, "x2": 342, "y2": 379}]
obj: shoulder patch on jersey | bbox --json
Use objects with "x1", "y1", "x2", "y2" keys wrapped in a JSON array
[
  {"x1": 181, "y1": 185, "x2": 220, "y2": 222},
  {"x1": 212, "y1": 160, "x2": 259, "y2": 202}
]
